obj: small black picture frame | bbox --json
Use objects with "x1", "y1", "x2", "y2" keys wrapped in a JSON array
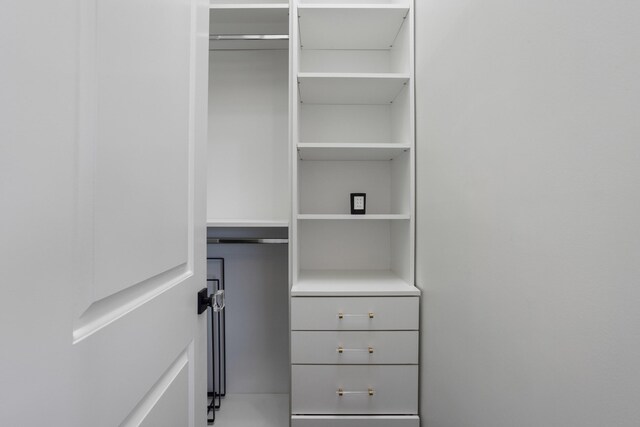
[{"x1": 350, "y1": 193, "x2": 366, "y2": 215}]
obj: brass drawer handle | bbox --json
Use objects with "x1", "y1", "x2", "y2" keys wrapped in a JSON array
[
  {"x1": 337, "y1": 312, "x2": 374, "y2": 319},
  {"x1": 337, "y1": 387, "x2": 375, "y2": 397},
  {"x1": 337, "y1": 346, "x2": 374, "y2": 354}
]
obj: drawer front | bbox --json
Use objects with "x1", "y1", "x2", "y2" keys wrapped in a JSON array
[
  {"x1": 291, "y1": 331, "x2": 418, "y2": 364},
  {"x1": 291, "y1": 365, "x2": 418, "y2": 415},
  {"x1": 292, "y1": 415, "x2": 420, "y2": 427},
  {"x1": 291, "y1": 297, "x2": 419, "y2": 331}
]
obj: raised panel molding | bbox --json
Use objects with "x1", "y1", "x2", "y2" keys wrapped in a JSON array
[{"x1": 73, "y1": 0, "x2": 199, "y2": 342}]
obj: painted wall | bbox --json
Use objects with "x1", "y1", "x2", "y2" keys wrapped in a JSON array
[{"x1": 415, "y1": 1, "x2": 640, "y2": 426}]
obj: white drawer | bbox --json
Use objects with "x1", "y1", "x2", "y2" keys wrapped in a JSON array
[
  {"x1": 291, "y1": 297, "x2": 419, "y2": 331},
  {"x1": 291, "y1": 365, "x2": 418, "y2": 415},
  {"x1": 291, "y1": 331, "x2": 418, "y2": 364},
  {"x1": 292, "y1": 415, "x2": 420, "y2": 427}
]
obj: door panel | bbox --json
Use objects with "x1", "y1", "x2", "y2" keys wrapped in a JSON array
[
  {"x1": 93, "y1": 0, "x2": 191, "y2": 300},
  {"x1": 72, "y1": 0, "x2": 209, "y2": 425},
  {"x1": 74, "y1": 0, "x2": 197, "y2": 332},
  {"x1": 0, "y1": 0, "x2": 209, "y2": 425},
  {"x1": 124, "y1": 348, "x2": 190, "y2": 427}
]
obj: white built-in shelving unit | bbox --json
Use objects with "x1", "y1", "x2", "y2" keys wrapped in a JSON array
[
  {"x1": 292, "y1": 0, "x2": 416, "y2": 294},
  {"x1": 207, "y1": 1, "x2": 419, "y2": 424},
  {"x1": 290, "y1": 1, "x2": 419, "y2": 425}
]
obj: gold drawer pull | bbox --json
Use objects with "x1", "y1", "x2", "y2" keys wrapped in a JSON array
[
  {"x1": 337, "y1": 346, "x2": 374, "y2": 354},
  {"x1": 337, "y1": 387, "x2": 375, "y2": 397},
  {"x1": 337, "y1": 312, "x2": 374, "y2": 319}
]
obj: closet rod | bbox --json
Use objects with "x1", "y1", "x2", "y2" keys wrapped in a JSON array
[
  {"x1": 207, "y1": 238, "x2": 288, "y2": 245},
  {"x1": 209, "y1": 34, "x2": 289, "y2": 41}
]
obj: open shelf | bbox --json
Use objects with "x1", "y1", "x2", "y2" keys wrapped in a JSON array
[
  {"x1": 209, "y1": 4, "x2": 289, "y2": 28},
  {"x1": 297, "y1": 219, "x2": 411, "y2": 278},
  {"x1": 291, "y1": 0, "x2": 417, "y2": 309},
  {"x1": 209, "y1": 3, "x2": 289, "y2": 50},
  {"x1": 298, "y1": 73, "x2": 409, "y2": 104},
  {"x1": 210, "y1": 3, "x2": 289, "y2": 9},
  {"x1": 292, "y1": 269, "x2": 418, "y2": 296},
  {"x1": 298, "y1": 214, "x2": 409, "y2": 220},
  {"x1": 298, "y1": 151, "x2": 411, "y2": 216},
  {"x1": 207, "y1": 220, "x2": 289, "y2": 228},
  {"x1": 298, "y1": 5, "x2": 409, "y2": 50},
  {"x1": 297, "y1": 142, "x2": 410, "y2": 161}
]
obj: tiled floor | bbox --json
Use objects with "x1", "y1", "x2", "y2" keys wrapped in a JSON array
[{"x1": 208, "y1": 393, "x2": 289, "y2": 427}]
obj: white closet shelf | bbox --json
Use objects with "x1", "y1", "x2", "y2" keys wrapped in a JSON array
[
  {"x1": 209, "y1": 3, "x2": 289, "y2": 9},
  {"x1": 207, "y1": 219, "x2": 289, "y2": 228},
  {"x1": 209, "y1": 3, "x2": 289, "y2": 51},
  {"x1": 297, "y1": 214, "x2": 410, "y2": 220},
  {"x1": 298, "y1": 4, "x2": 409, "y2": 50},
  {"x1": 297, "y1": 142, "x2": 410, "y2": 161},
  {"x1": 292, "y1": 269, "x2": 419, "y2": 296},
  {"x1": 298, "y1": 73, "x2": 409, "y2": 105},
  {"x1": 209, "y1": 4, "x2": 289, "y2": 22}
]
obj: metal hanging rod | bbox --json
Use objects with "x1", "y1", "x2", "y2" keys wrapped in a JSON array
[
  {"x1": 209, "y1": 34, "x2": 289, "y2": 41},
  {"x1": 207, "y1": 238, "x2": 288, "y2": 245}
]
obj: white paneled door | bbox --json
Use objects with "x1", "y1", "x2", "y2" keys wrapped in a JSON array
[{"x1": 0, "y1": 0, "x2": 209, "y2": 426}]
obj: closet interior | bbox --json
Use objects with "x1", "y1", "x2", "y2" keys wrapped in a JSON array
[
  {"x1": 207, "y1": 1, "x2": 290, "y2": 426},
  {"x1": 206, "y1": 1, "x2": 419, "y2": 426}
]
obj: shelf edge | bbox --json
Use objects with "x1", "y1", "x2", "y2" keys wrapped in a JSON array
[
  {"x1": 209, "y1": 3, "x2": 289, "y2": 10},
  {"x1": 207, "y1": 220, "x2": 290, "y2": 228},
  {"x1": 297, "y1": 214, "x2": 410, "y2": 220}
]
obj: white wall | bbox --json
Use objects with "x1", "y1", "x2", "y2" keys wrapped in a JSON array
[
  {"x1": 1, "y1": 1, "x2": 78, "y2": 424},
  {"x1": 416, "y1": 2, "x2": 640, "y2": 426}
]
